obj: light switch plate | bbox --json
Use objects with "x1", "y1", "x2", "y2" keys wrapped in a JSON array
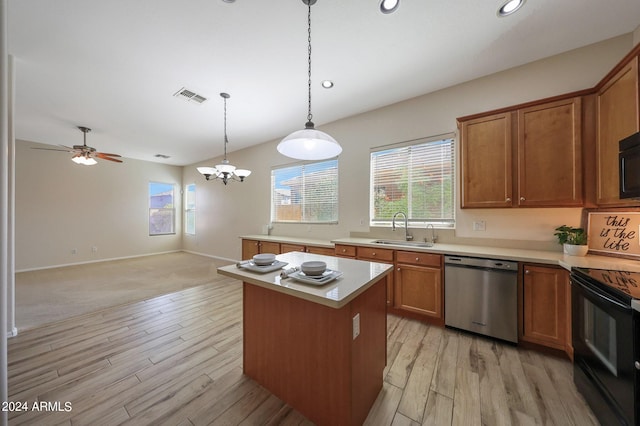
[
  {"x1": 472, "y1": 220, "x2": 486, "y2": 231},
  {"x1": 353, "y1": 313, "x2": 360, "y2": 340}
]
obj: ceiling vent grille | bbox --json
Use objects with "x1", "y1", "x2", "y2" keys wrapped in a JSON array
[
  {"x1": 173, "y1": 87, "x2": 207, "y2": 104},
  {"x1": 154, "y1": 154, "x2": 170, "y2": 159}
]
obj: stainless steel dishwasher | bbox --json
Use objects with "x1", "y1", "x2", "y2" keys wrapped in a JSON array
[{"x1": 444, "y1": 255, "x2": 518, "y2": 343}]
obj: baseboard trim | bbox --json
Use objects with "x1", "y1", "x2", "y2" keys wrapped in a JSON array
[
  {"x1": 7, "y1": 327, "x2": 18, "y2": 338},
  {"x1": 16, "y1": 250, "x2": 183, "y2": 273}
]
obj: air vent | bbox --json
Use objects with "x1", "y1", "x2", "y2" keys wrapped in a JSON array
[
  {"x1": 154, "y1": 154, "x2": 170, "y2": 159},
  {"x1": 173, "y1": 87, "x2": 207, "y2": 104}
]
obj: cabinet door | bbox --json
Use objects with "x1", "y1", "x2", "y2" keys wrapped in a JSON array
[
  {"x1": 522, "y1": 265, "x2": 568, "y2": 350},
  {"x1": 460, "y1": 112, "x2": 513, "y2": 208},
  {"x1": 357, "y1": 247, "x2": 395, "y2": 306},
  {"x1": 517, "y1": 97, "x2": 583, "y2": 206},
  {"x1": 260, "y1": 241, "x2": 281, "y2": 254},
  {"x1": 394, "y1": 264, "x2": 442, "y2": 319},
  {"x1": 242, "y1": 239, "x2": 261, "y2": 260},
  {"x1": 596, "y1": 56, "x2": 640, "y2": 206}
]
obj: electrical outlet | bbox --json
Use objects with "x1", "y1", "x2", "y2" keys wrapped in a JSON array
[
  {"x1": 71, "y1": 248, "x2": 77, "y2": 255},
  {"x1": 472, "y1": 220, "x2": 486, "y2": 231},
  {"x1": 91, "y1": 246, "x2": 98, "y2": 253},
  {"x1": 352, "y1": 313, "x2": 360, "y2": 340}
]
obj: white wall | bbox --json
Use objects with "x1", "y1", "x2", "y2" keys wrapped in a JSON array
[
  {"x1": 15, "y1": 140, "x2": 183, "y2": 270},
  {"x1": 184, "y1": 34, "x2": 635, "y2": 261}
]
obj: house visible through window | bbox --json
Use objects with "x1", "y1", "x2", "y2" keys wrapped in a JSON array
[
  {"x1": 185, "y1": 183, "x2": 196, "y2": 235},
  {"x1": 149, "y1": 182, "x2": 175, "y2": 235},
  {"x1": 271, "y1": 159, "x2": 338, "y2": 223},
  {"x1": 370, "y1": 135, "x2": 455, "y2": 227}
]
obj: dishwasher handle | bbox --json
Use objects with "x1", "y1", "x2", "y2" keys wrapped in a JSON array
[{"x1": 444, "y1": 255, "x2": 517, "y2": 272}]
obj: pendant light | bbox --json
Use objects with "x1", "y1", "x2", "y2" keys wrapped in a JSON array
[
  {"x1": 277, "y1": 0, "x2": 342, "y2": 161},
  {"x1": 197, "y1": 93, "x2": 251, "y2": 185}
]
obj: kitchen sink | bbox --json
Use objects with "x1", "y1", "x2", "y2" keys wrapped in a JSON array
[{"x1": 372, "y1": 239, "x2": 434, "y2": 248}]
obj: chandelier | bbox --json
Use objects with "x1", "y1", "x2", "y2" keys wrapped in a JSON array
[{"x1": 197, "y1": 92, "x2": 251, "y2": 185}]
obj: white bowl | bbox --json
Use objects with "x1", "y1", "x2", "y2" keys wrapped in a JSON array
[
  {"x1": 253, "y1": 253, "x2": 276, "y2": 266},
  {"x1": 301, "y1": 261, "x2": 327, "y2": 276}
]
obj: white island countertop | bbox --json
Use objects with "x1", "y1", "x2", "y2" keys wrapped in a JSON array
[{"x1": 217, "y1": 252, "x2": 393, "y2": 309}]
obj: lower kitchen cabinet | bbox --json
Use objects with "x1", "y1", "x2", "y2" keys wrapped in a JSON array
[
  {"x1": 394, "y1": 252, "x2": 443, "y2": 321},
  {"x1": 357, "y1": 246, "x2": 395, "y2": 306},
  {"x1": 521, "y1": 264, "x2": 570, "y2": 351},
  {"x1": 335, "y1": 244, "x2": 356, "y2": 258},
  {"x1": 241, "y1": 239, "x2": 281, "y2": 259}
]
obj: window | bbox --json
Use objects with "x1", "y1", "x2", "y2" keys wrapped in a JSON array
[
  {"x1": 149, "y1": 182, "x2": 175, "y2": 235},
  {"x1": 271, "y1": 159, "x2": 338, "y2": 223},
  {"x1": 370, "y1": 135, "x2": 455, "y2": 227},
  {"x1": 185, "y1": 183, "x2": 196, "y2": 235}
]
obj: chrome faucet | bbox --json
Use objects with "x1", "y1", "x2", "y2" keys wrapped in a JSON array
[
  {"x1": 426, "y1": 223, "x2": 436, "y2": 245},
  {"x1": 392, "y1": 212, "x2": 413, "y2": 241}
]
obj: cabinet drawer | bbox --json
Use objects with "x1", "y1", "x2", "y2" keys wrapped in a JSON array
[
  {"x1": 281, "y1": 243, "x2": 306, "y2": 253},
  {"x1": 396, "y1": 251, "x2": 441, "y2": 267},
  {"x1": 306, "y1": 246, "x2": 335, "y2": 256},
  {"x1": 357, "y1": 246, "x2": 394, "y2": 262},
  {"x1": 335, "y1": 244, "x2": 356, "y2": 257}
]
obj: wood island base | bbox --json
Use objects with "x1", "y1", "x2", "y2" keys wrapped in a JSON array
[{"x1": 242, "y1": 276, "x2": 387, "y2": 426}]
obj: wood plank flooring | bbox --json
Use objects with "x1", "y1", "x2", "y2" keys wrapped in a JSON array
[{"x1": 7, "y1": 279, "x2": 599, "y2": 425}]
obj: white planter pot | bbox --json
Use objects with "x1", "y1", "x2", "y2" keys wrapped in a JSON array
[{"x1": 564, "y1": 244, "x2": 588, "y2": 256}]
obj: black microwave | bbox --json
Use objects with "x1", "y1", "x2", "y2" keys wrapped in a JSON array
[{"x1": 619, "y1": 131, "x2": 640, "y2": 199}]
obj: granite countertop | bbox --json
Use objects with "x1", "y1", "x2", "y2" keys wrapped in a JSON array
[{"x1": 218, "y1": 251, "x2": 392, "y2": 309}]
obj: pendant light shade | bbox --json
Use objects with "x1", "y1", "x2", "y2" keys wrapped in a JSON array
[
  {"x1": 278, "y1": 123, "x2": 342, "y2": 160},
  {"x1": 277, "y1": 0, "x2": 342, "y2": 161}
]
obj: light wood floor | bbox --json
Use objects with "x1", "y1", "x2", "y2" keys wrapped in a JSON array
[{"x1": 7, "y1": 280, "x2": 599, "y2": 425}]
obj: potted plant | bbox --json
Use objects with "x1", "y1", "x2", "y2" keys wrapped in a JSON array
[{"x1": 554, "y1": 225, "x2": 588, "y2": 256}]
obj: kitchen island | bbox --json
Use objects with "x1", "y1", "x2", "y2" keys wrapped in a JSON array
[{"x1": 217, "y1": 252, "x2": 392, "y2": 426}]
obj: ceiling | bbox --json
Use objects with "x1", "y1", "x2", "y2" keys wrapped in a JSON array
[{"x1": 8, "y1": 0, "x2": 640, "y2": 166}]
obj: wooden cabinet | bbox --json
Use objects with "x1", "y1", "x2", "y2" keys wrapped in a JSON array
[
  {"x1": 460, "y1": 112, "x2": 513, "y2": 208},
  {"x1": 335, "y1": 244, "x2": 356, "y2": 258},
  {"x1": 394, "y1": 251, "x2": 443, "y2": 320},
  {"x1": 521, "y1": 264, "x2": 569, "y2": 351},
  {"x1": 241, "y1": 239, "x2": 281, "y2": 259},
  {"x1": 357, "y1": 246, "x2": 395, "y2": 306},
  {"x1": 281, "y1": 243, "x2": 334, "y2": 256},
  {"x1": 596, "y1": 55, "x2": 640, "y2": 206},
  {"x1": 459, "y1": 97, "x2": 583, "y2": 208},
  {"x1": 517, "y1": 98, "x2": 583, "y2": 206}
]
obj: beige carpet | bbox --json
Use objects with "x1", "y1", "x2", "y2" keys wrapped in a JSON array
[{"x1": 15, "y1": 252, "x2": 235, "y2": 331}]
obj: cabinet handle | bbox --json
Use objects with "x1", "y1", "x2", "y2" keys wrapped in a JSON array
[
  {"x1": 416, "y1": 257, "x2": 420, "y2": 262},
  {"x1": 520, "y1": 197, "x2": 525, "y2": 201},
  {"x1": 635, "y1": 361, "x2": 640, "y2": 370},
  {"x1": 506, "y1": 197, "x2": 511, "y2": 202},
  {"x1": 342, "y1": 249, "x2": 346, "y2": 253},
  {"x1": 372, "y1": 252, "x2": 376, "y2": 256},
  {"x1": 397, "y1": 267, "x2": 401, "y2": 271},
  {"x1": 525, "y1": 270, "x2": 530, "y2": 274}
]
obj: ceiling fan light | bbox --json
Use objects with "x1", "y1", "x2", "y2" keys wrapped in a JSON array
[
  {"x1": 84, "y1": 157, "x2": 97, "y2": 166},
  {"x1": 278, "y1": 128, "x2": 342, "y2": 161}
]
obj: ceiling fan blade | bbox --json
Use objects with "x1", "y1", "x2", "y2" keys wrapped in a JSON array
[
  {"x1": 96, "y1": 154, "x2": 123, "y2": 163},
  {"x1": 96, "y1": 152, "x2": 122, "y2": 157},
  {"x1": 31, "y1": 147, "x2": 72, "y2": 152}
]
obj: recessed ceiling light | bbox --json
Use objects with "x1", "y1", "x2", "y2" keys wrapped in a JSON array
[
  {"x1": 222, "y1": 0, "x2": 235, "y2": 3},
  {"x1": 497, "y1": 0, "x2": 526, "y2": 17},
  {"x1": 380, "y1": 0, "x2": 399, "y2": 14},
  {"x1": 321, "y1": 80, "x2": 334, "y2": 89}
]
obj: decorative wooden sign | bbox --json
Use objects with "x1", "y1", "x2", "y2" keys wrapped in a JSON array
[{"x1": 587, "y1": 211, "x2": 640, "y2": 259}]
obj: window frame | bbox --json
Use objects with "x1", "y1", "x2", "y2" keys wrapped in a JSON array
[
  {"x1": 184, "y1": 183, "x2": 196, "y2": 236},
  {"x1": 148, "y1": 181, "x2": 176, "y2": 236},
  {"x1": 369, "y1": 133, "x2": 456, "y2": 229},
  {"x1": 270, "y1": 159, "x2": 339, "y2": 224}
]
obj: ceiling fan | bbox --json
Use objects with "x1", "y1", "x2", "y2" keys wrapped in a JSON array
[{"x1": 33, "y1": 126, "x2": 123, "y2": 165}]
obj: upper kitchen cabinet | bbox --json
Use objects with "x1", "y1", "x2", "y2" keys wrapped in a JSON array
[
  {"x1": 517, "y1": 97, "x2": 583, "y2": 206},
  {"x1": 459, "y1": 97, "x2": 583, "y2": 208},
  {"x1": 596, "y1": 55, "x2": 640, "y2": 206},
  {"x1": 460, "y1": 112, "x2": 513, "y2": 208}
]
